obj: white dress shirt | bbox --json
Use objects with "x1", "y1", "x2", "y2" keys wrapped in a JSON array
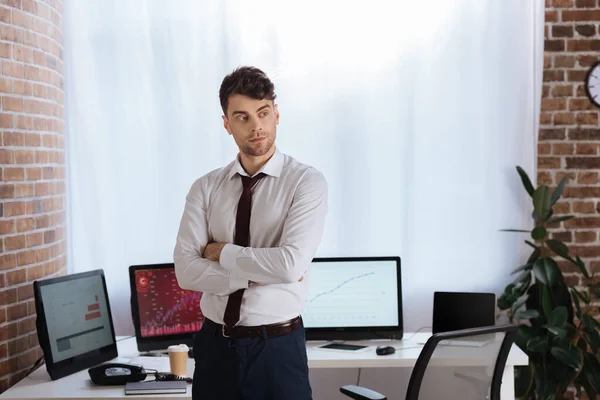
[{"x1": 173, "y1": 148, "x2": 328, "y2": 326}]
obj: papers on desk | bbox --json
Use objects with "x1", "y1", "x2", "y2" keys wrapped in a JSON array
[{"x1": 119, "y1": 356, "x2": 170, "y2": 373}]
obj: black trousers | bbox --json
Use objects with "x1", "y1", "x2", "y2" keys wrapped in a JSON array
[{"x1": 192, "y1": 318, "x2": 313, "y2": 400}]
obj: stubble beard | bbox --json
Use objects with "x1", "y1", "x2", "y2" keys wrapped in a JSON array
[{"x1": 241, "y1": 134, "x2": 274, "y2": 157}]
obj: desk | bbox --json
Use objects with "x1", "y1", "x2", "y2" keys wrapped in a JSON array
[{"x1": 0, "y1": 334, "x2": 528, "y2": 400}]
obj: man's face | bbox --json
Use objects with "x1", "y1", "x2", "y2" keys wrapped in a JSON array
[{"x1": 223, "y1": 94, "x2": 279, "y2": 157}]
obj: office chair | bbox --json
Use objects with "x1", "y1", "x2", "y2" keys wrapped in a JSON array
[{"x1": 340, "y1": 324, "x2": 518, "y2": 400}]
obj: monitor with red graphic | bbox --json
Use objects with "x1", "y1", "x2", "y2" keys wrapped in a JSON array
[{"x1": 129, "y1": 264, "x2": 203, "y2": 351}]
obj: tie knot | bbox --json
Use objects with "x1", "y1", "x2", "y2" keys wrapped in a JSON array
[{"x1": 240, "y1": 173, "x2": 266, "y2": 189}]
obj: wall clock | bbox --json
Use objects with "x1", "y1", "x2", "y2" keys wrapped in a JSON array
[{"x1": 585, "y1": 60, "x2": 600, "y2": 108}]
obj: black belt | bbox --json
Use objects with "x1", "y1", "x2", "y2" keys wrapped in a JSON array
[{"x1": 203, "y1": 316, "x2": 303, "y2": 339}]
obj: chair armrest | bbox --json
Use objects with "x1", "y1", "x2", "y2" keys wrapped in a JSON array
[{"x1": 340, "y1": 385, "x2": 387, "y2": 400}]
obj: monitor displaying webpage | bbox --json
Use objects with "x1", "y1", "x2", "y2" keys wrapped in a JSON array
[
  {"x1": 39, "y1": 274, "x2": 114, "y2": 363},
  {"x1": 302, "y1": 259, "x2": 399, "y2": 328}
]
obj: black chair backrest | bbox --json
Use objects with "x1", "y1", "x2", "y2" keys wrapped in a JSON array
[{"x1": 405, "y1": 324, "x2": 518, "y2": 400}]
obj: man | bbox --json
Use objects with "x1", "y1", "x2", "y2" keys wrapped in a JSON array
[{"x1": 173, "y1": 66, "x2": 328, "y2": 400}]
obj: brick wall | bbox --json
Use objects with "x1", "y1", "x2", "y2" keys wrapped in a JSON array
[
  {"x1": 539, "y1": 1, "x2": 600, "y2": 289},
  {"x1": 0, "y1": 0, "x2": 65, "y2": 393}
]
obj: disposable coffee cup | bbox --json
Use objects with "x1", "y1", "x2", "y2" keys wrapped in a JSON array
[{"x1": 168, "y1": 344, "x2": 189, "y2": 377}]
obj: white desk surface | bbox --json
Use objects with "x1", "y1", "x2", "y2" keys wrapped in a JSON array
[{"x1": 0, "y1": 334, "x2": 528, "y2": 400}]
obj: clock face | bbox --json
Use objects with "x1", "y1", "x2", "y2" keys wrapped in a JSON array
[{"x1": 585, "y1": 61, "x2": 600, "y2": 108}]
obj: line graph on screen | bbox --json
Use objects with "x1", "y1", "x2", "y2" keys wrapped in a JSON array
[
  {"x1": 309, "y1": 272, "x2": 375, "y2": 303},
  {"x1": 303, "y1": 263, "x2": 398, "y2": 327}
]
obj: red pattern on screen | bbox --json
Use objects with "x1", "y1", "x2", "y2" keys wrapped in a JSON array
[
  {"x1": 135, "y1": 269, "x2": 204, "y2": 337},
  {"x1": 85, "y1": 311, "x2": 101, "y2": 320}
]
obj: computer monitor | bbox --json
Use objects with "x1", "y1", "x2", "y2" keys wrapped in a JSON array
[
  {"x1": 33, "y1": 269, "x2": 118, "y2": 380},
  {"x1": 302, "y1": 256, "x2": 403, "y2": 341},
  {"x1": 129, "y1": 263, "x2": 204, "y2": 352},
  {"x1": 432, "y1": 291, "x2": 496, "y2": 334}
]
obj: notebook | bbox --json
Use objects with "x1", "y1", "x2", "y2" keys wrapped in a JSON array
[{"x1": 124, "y1": 381, "x2": 187, "y2": 395}]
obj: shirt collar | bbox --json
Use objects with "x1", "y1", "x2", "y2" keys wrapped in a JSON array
[{"x1": 227, "y1": 147, "x2": 284, "y2": 180}]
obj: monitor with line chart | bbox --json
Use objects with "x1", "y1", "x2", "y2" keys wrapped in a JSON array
[
  {"x1": 129, "y1": 263, "x2": 204, "y2": 352},
  {"x1": 302, "y1": 257, "x2": 403, "y2": 341}
]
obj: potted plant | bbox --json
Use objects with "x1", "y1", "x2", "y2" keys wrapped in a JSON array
[{"x1": 498, "y1": 166, "x2": 600, "y2": 400}]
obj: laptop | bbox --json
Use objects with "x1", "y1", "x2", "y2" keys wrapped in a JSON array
[{"x1": 419, "y1": 291, "x2": 496, "y2": 347}]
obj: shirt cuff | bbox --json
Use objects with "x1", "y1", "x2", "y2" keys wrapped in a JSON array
[{"x1": 220, "y1": 243, "x2": 243, "y2": 272}]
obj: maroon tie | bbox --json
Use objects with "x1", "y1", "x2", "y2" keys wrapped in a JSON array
[{"x1": 223, "y1": 173, "x2": 266, "y2": 327}]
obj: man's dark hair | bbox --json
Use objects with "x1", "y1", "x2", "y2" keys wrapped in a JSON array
[{"x1": 219, "y1": 66, "x2": 277, "y2": 116}]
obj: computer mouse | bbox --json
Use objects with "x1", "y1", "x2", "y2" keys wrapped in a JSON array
[{"x1": 376, "y1": 345, "x2": 395, "y2": 356}]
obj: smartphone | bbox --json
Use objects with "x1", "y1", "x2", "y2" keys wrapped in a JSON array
[{"x1": 318, "y1": 343, "x2": 368, "y2": 351}]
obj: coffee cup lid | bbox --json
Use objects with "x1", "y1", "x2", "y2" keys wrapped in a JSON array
[{"x1": 168, "y1": 344, "x2": 189, "y2": 352}]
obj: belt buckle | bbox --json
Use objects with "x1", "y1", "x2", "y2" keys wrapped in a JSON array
[{"x1": 221, "y1": 325, "x2": 230, "y2": 338}]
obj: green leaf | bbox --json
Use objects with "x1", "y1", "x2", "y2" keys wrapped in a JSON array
[
  {"x1": 525, "y1": 240, "x2": 537, "y2": 249},
  {"x1": 545, "y1": 258, "x2": 562, "y2": 287},
  {"x1": 534, "y1": 258, "x2": 560, "y2": 287},
  {"x1": 497, "y1": 291, "x2": 513, "y2": 310},
  {"x1": 499, "y1": 229, "x2": 531, "y2": 233},
  {"x1": 575, "y1": 256, "x2": 590, "y2": 279},
  {"x1": 546, "y1": 239, "x2": 569, "y2": 259},
  {"x1": 512, "y1": 271, "x2": 530, "y2": 289},
  {"x1": 584, "y1": 354, "x2": 600, "y2": 393},
  {"x1": 582, "y1": 314, "x2": 600, "y2": 332},
  {"x1": 533, "y1": 185, "x2": 552, "y2": 222},
  {"x1": 512, "y1": 263, "x2": 533, "y2": 275},
  {"x1": 551, "y1": 174, "x2": 569, "y2": 205},
  {"x1": 513, "y1": 272, "x2": 531, "y2": 291},
  {"x1": 582, "y1": 290, "x2": 591, "y2": 304},
  {"x1": 533, "y1": 258, "x2": 549, "y2": 285},
  {"x1": 546, "y1": 215, "x2": 574, "y2": 225},
  {"x1": 576, "y1": 337, "x2": 587, "y2": 351},
  {"x1": 532, "y1": 226, "x2": 548, "y2": 240},
  {"x1": 546, "y1": 326, "x2": 568, "y2": 339},
  {"x1": 527, "y1": 247, "x2": 541, "y2": 264},
  {"x1": 585, "y1": 329, "x2": 600, "y2": 353},
  {"x1": 527, "y1": 337, "x2": 548, "y2": 353},
  {"x1": 511, "y1": 293, "x2": 529, "y2": 314},
  {"x1": 571, "y1": 288, "x2": 587, "y2": 304},
  {"x1": 517, "y1": 166, "x2": 535, "y2": 197},
  {"x1": 516, "y1": 325, "x2": 537, "y2": 350},
  {"x1": 548, "y1": 306, "x2": 568, "y2": 328},
  {"x1": 551, "y1": 346, "x2": 583, "y2": 370},
  {"x1": 585, "y1": 312, "x2": 600, "y2": 330},
  {"x1": 497, "y1": 298, "x2": 510, "y2": 311},
  {"x1": 514, "y1": 309, "x2": 540, "y2": 320},
  {"x1": 571, "y1": 288, "x2": 582, "y2": 318},
  {"x1": 542, "y1": 285, "x2": 553, "y2": 318}
]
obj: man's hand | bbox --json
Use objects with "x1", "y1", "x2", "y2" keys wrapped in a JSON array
[{"x1": 202, "y1": 242, "x2": 228, "y2": 262}]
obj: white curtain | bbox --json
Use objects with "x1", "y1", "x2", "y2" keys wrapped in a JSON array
[{"x1": 64, "y1": 0, "x2": 543, "y2": 339}]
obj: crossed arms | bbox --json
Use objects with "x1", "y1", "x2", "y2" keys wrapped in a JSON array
[{"x1": 173, "y1": 170, "x2": 327, "y2": 296}]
